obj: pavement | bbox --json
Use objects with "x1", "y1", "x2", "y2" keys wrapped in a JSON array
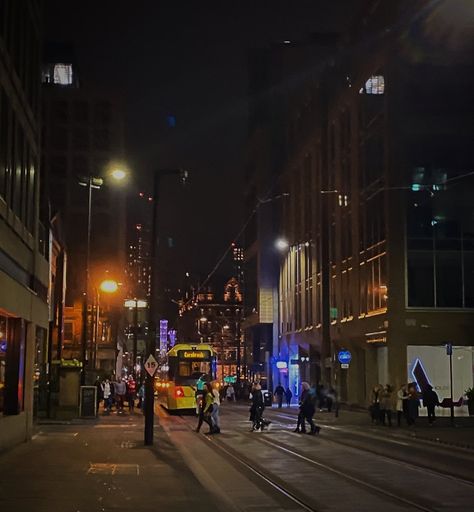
[{"x1": 0, "y1": 410, "x2": 221, "y2": 512}]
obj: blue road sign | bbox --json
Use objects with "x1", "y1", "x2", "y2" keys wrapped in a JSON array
[{"x1": 338, "y1": 350, "x2": 352, "y2": 364}]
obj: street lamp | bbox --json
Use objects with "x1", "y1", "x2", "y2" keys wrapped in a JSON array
[
  {"x1": 275, "y1": 238, "x2": 289, "y2": 251},
  {"x1": 79, "y1": 169, "x2": 129, "y2": 385},
  {"x1": 92, "y1": 279, "x2": 119, "y2": 370}
]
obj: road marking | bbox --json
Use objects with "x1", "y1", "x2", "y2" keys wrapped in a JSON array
[{"x1": 87, "y1": 463, "x2": 139, "y2": 475}]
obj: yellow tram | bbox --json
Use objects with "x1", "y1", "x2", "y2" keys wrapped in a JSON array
[{"x1": 157, "y1": 343, "x2": 216, "y2": 412}]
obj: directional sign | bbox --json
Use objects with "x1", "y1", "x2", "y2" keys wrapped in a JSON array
[
  {"x1": 144, "y1": 354, "x2": 158, "y2": 377},
  {"x1": 341, "y1": 363, "x2": 349, "y2": 369},
  {"x1": 337, "y1": 350, "x2": 352, "y2": 365}
]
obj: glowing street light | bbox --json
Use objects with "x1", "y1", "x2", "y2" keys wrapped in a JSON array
[
  {"x1": 111, "y1": 168, "x2": 127, "y2": 181},
  {"x1": 100, "y1": 279, "x2": 119, "y2": 294},
  {"x1": 275, "y1": 238, "x2": 289, "y2": 251}
]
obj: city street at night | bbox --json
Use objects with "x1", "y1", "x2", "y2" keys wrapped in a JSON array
[
  {"x1": 1, "y1": 404, "x2": 473, "y2": 511},
  {"x1": 1, "y1": 1, "x2": 474, "y2": 511}
]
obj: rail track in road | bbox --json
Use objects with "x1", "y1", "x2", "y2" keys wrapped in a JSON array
[
  {"x1": 163, "y1": 406, "x2": 474, "y2": 512},
  {"x1": 228, "y1": 406, "x2": 474, "y2": 485},
  {"x1": 163, "y1": 409, "x2": 471, "y2": 512}
]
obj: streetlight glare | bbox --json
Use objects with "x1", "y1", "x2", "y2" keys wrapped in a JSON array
[
  {"x1": 100, "y1": 279, "x2": 119, "y2": 293},
  {"x1": 275, "y1": 238, "x2": 289, "y2": 251},
  {"x1": 111, "y1": 169, "x2": 127, "y2": 181}
]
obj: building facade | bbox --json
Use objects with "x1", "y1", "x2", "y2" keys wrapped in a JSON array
[
  {"x1": 0, "y1": 0, "x2": 49, "y2": 450},
  {"x1": 41, "y1": 43, "x2": 127, "y2": 377},
  {"x1": 248, "y1": 1, "x2": 474, "y2": 407},
  {"x1": 178, "y1": 279, "x2": 243, "y2": 382}
]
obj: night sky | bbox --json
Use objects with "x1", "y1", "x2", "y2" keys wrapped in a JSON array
[{"x1": 45, "y1": 0, "x2": 362, "y2": 278}]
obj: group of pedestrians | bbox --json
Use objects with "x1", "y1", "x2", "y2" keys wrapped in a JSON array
[
  {"x1": 371, "y1": 382, "x2": 440, "y2": 426},
  {"x1": 95, "y1": 375, "x2": 143, "y2": 415},
  {"x1": 273, "y1": 384, "x2": 293, "y2": 408},
  {"x1": 195, "y1": 381, "x2": 221, "y2": 434}
]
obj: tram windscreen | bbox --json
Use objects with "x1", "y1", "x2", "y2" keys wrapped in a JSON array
[
  {"x1": 169, "y1": 350, "x2": 215, "y2": 385},
  {"x1": 176, "y1": 361, "x2": 212, "y2": 385}
]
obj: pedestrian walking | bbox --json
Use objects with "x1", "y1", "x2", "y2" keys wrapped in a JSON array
[
  {"x1": 211, "y1": 382, "x2": 221, "y2": 433},
  {"x1": 422, "y1": 384, "x2": 440, "y2": 425},
  {"x1": 285, "y1": 386, "x2": 293, "y2": 407},
  {"x1": 226, "y1": 384, "x2": 236, "y2": 402},
  {"x1": 126, "y1": 377, "x2": 136, "y2": 413},
  {"x1": 137, "y1": 383, "x2": 145, "y2": 413},
  {"x1": 370, "y1": 384, "x2": 382, "y2": 424},
  {"x1": 379, "y1": 384, "x2": 393, "y2": 426},
  {"x1": 102, "y1": 378, "x2": 112, "y2": 414},
  {"x1": 274, "y1": 383, "x2": 285, "y2": 408},
  {"x1": 196, "y1": 384, "x2": 215, "y2": 434},
  {"x1": 114, "y1": 377, "x2": 126, "y2": 413},
  {"x1": 406, "y1": 384, "x2": 420, "y2": 426},
  {"x1": 95, "y1": 376, "x2": 103, "y2": 414},
  {"x1": 250, "y1": 383, "x2": 265, "y2": 431},
  {"x1": 295, "y1": 382, "x2": 320, "y2": 434},
  {"x1": 396, "y1": 384, "x2": 408, "y2": 426}
]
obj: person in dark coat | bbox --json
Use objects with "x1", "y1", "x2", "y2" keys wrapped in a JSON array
[
  {"x1": 274, "y1": 383, "x2": 285, "y2": 408},
  {"x1": 294, "y1": 382, "x2": 320, "y2": 434},
  {"x1": 422, "y1": 385, "x2": 439, "y2": 425},
  {"x1": 250, "y1": 383, "x2": 265, "y2": 431},
  {"x1": 285, "y1": 387, "x2": 293, "y2": 407},
  {"x1": 406, "y1": 384, "x2": 420, "y2": 426}
]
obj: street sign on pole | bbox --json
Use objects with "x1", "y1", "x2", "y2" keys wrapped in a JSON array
[
  {"x1": 341, "y1": 363, "x2": 349, "y2": 369},
  {"x1": 144, "y1": 354, "x2": 158, "y2": 377},
  {"x1": 337, "y1": 350, "x2": 352, "y2": 365}
]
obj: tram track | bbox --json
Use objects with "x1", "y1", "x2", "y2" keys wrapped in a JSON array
[
  {"x1": 162, "y1": 409, "x2": 321, "y2": 511},
  {"x1": 173, "y1": 412, "x2": 443, "y2": 512},
  {"x1": 226, "y1": 407, "x2": 474, "y2": 486}
]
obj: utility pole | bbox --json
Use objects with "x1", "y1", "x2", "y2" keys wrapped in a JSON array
[
  {"x1": 144, "y1": 169, "x2": 187, "y2": 446},
  {"x1": 81, "y1": 178, "x2": 93, "y2": 385},
  {"x1": 133, "y1": 299, "x2": 139, "y2": 379}
]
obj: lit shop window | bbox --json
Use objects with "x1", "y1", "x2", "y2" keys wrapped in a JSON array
[
  {"x1": 359, "y1": 75, "x2": 385, "y2": 95},
  {"x1": 53, "y1": 64, "x2": 73, "y2": 85}
]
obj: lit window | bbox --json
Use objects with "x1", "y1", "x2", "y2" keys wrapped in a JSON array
[
  {"x1": 53, "y1": 64, "x2": 73, "y2": 85},
  {"x1": 360, "y1": 75, "x2": 385, "y2": 95}
]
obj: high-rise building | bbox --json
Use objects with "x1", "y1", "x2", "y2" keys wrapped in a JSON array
[
  {"x1": 247, "y1": 0, "x2": 474, "y2": 407},
  {"x1": 0, "y1": 0, "x2": 49, "y2": 450},
  {"x1": 41, "y1": 42, "x2": 127, "y2": 372}
]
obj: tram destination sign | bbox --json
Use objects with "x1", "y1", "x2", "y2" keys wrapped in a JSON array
[{"x1": 178, "y1": 350, "x2": 211, "y2": 360}]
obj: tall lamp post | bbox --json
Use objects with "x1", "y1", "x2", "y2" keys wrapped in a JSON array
[
  {"x1": 79, "y1": 169, "x2": 128, "y2": 385},
  {"x1": 144, "y1": 168, "x2": 187, "y2": 446}
]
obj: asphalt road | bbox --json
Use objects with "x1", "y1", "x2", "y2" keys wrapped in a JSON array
[{"x1": 1, "y1": 404, "x2": 473, "y2": 512}]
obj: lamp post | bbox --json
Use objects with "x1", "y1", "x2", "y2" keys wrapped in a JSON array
[
  {"x1": 144, "y1": 168, "x2": 187, "y2": 446},
  {"x1": 92, "y1": 279, "x2": 119, "y2": 370},
  {"x1": 78, "y1": 169, "x2": 128, "y2": 385}
]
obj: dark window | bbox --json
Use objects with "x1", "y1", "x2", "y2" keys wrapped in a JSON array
[
  {"x1": 73, "y1": 101, "x2": 89, "y2": 123},
  {"x1": 94, "y1": 101, "x2": 111, "y2": 124},
  {"x1": 52, "y1": 101, "x2": 69, "y2": 124},
  {"x1": 436, "y1": 252, "x2": 462, "y2": 307},
  {"x1": 407, "y1": 252, "x2": 435, "y2": 307}
]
